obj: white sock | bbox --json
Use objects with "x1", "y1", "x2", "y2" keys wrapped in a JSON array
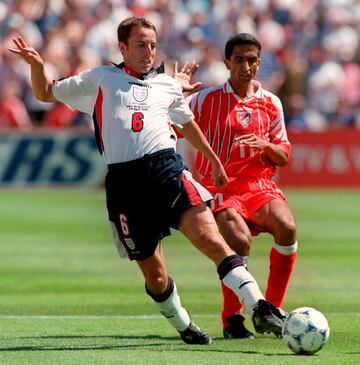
[
  {"x1": 222, "y1": 265, "x2": 264, "y2": 316},
  {"x1": 273, "y1": 241, "x2": 298, "y2": 256},
  {"x1": 152, "y1": 283, "x2": 191, "y2": 332}
]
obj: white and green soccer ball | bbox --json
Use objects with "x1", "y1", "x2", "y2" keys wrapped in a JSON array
[{"x1": 282, "y1": 307, "x2": 330, "y2": 355}]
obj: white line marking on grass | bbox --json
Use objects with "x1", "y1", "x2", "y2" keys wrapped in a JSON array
[{"x1": 0, "y1": 313, "x2": 359, "y2": 320}]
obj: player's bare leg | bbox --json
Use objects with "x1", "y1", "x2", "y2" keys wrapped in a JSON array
[
  {"x1": 137, "y1": 244, "x2": 168, "y2": 294},
  {"x1": 136, "y1": 244, "x2": 212, "y2": 344},
  {"x1": 252, "y1": 199, "x2": 297, "y2": 307},
  {"x1": 178, "y1": 203, "x2": 285, "y2": 337}
]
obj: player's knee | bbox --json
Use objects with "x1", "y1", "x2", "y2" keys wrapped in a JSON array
[
  {"x1": 285, "y1": 219, "x2": 297, "y2": 238},
  {"x1": 276, "y1": 218, "x2": 297, "y2": 243},
  {"x1": 145, "y1": 275, "x2": 168, "y2": 295}
]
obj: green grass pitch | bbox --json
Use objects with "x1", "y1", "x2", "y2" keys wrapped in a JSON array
[{"x1": 0, "y1": 188, "x2": 359, "y2": 364}]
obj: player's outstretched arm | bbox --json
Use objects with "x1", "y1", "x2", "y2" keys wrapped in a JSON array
[{"x1": 9, "y1": 36, "x2": 57, "y2": 103}]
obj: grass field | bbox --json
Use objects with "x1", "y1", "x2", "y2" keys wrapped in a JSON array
[{"x1": 0, "y1": 188, "x2": 359, "y2": 364}]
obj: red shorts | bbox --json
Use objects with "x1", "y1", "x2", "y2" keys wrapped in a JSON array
[{"x1": 203, "y1": 176, "x2": 286, "y2": 235}]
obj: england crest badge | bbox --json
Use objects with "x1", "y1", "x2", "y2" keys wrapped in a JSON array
[{"x1": 133, "y1": 86, "x2": 148, "y2": 102}]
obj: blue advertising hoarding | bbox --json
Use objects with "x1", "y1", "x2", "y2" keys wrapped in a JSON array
[{"x1": 0, "y1": 131, "x2": 106, "y2": 187}]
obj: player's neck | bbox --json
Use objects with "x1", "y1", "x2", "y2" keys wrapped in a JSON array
[{"x1": 230, "y1": 79, "x2": 256, "y2": 99}]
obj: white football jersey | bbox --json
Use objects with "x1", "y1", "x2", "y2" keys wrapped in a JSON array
[{"x1": 52, "y1": 65, "x2": 194, "y2": 164}]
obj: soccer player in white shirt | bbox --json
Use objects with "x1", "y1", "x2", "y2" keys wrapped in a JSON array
[{"x1": 9, "y1": 17, "x2": 286, "y2": 344}]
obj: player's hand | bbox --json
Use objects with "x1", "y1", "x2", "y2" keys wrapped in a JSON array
[
  {"x1": 211, "y1": 160, "x2": 229, "y2": 188},
  {"x1": 235, "y1": 133, "x2": 268, "y2": 152},
  {"x1": 9, "y1": 36, "x2": 44, "y2": 67},
  {"x1": 173, "y1": 61, "x2": 202, "y2": 93}
]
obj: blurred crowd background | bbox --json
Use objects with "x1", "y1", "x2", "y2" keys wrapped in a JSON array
[{"x1": 0, "y1": 0, "x2": 359, "y2": 132}]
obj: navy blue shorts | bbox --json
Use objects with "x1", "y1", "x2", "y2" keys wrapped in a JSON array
[{"x1": 106, "y1": 149, "x2": 213, "y2": 261}]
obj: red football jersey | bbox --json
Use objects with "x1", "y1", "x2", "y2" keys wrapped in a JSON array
[{"x1": 187, "y1": 80, "x2": 292, "y2": 180}]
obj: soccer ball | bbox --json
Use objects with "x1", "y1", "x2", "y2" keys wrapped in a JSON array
[{"x1": 282, "y1": 307, "x2": 330, "y2": 355}]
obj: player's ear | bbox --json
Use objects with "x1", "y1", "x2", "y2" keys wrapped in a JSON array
[
  {"x1": 119, "y1": 41, "x2": 126, "y2": 55},
  {"x1": 224, "y1": 59, "x2": 230, "y2": 70}
]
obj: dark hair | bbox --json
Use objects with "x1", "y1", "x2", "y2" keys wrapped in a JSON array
[
  {"x1": 117, "y1": 17, "x2": 156, "y2": 44},
  {"x1": 225, "y1": 33, "x2": 261, "y2": 59}
]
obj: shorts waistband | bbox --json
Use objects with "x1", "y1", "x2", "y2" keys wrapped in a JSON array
[{"x1": 107, "y1": 148, "x2": 175, "y2": 170}]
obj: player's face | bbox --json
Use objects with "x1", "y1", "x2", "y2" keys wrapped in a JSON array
[
  {"x1": 119, "y1": 26, "x2": 157, "y2": 75},
  {"x1": 224, "y1": 44, "x2": 260, "y2": 87}
]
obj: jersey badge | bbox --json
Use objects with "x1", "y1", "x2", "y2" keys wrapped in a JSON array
[
  {"x1": 133, "y1": 86, "x2": 148, "y2": 102},
  {"x1": 237, "y1": 111, "x2": 252, "y2": 128}
]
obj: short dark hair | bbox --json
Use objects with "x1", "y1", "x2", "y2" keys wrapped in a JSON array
[
  {"x1": 117, "y1": 17, "x2": 156, "y2": 44},
  {"x1": 225, "y1": 33, "x2": 261, "y2": 59}
]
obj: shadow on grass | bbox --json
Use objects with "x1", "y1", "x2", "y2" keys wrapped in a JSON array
[{"x1": 0, "y1": 334, "x2": 276, "y2": 355}]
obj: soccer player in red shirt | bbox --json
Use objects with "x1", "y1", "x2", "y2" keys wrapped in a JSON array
[
  {"x1": 178, "y1": 33, "x2": 297, "y2": 339},
  {"x1": 10, "y1": 19, "x2": 286, "y2": 343}
]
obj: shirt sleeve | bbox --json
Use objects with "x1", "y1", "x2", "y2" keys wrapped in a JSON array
[
  {"x1": 168, "y1": 79, "x2": 194, "y2": 125},
  {"x1": 269, "y1": 94, "x2": 292, "y2": 158},
  {"x1": 185, "y1": 91, "x2": 201, "y2": 122},
  {"x1": 52, "y1": 68, "x2": 99, "y2": 115}
]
